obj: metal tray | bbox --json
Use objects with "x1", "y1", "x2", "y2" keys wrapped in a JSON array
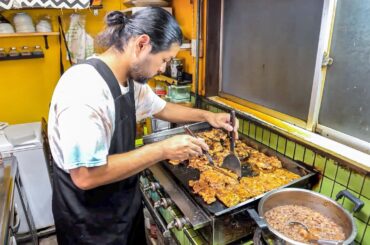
[{"x1": 143, "y1": 122, "x2": 317, "y2": 216}]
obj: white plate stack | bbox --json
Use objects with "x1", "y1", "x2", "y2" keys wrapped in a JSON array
[
  {"x1": 13, "y1": 13, "x2": 35, "y2": 33},
  {"x1": 0, "y1": 23, "x2": 15, "y2": 33},
  {"x1": 36, "y1": 19, "x2": 52, "y2": 32}
]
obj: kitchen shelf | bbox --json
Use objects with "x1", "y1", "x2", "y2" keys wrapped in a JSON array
[
  {"x1": 0, "y1": 32, "x2": 59, "y2": 49},
  {"x1": 90, "y1": 4, "x2": 103, "y2": 9},
  {"x1": 0, "y1": 32, "x2": 59, "y2": 38},
  {"x1": 154, "y1": 75, "x2": 178, "y2": 85},
  {"x1": 0, "y1": 53, "x2": 44, "y2": 61},
  {"x1": 122, "y1": 6, "x2": 172, "y2": 14},
  {"x1": 153, "y1": 75, "x2": 192, "y2": 86},
  {"x1": 123, "y1": 0, "x2": 170, "y2": 7}
]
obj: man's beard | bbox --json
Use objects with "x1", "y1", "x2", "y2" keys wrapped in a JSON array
[{"x1": 129, "y1": 58, "x2": 154, "y2": 84}]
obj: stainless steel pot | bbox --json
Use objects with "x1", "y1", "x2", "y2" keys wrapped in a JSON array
[{"x1": 248, "y1": 188, "x2": 364, "y2": 245}]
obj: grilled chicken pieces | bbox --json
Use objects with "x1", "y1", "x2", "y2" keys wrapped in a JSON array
[{"x1": 186, "y1": 129, "x2": 300, "y2": 207}]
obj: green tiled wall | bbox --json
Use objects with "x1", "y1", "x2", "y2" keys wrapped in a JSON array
[{"x1": 201, "y1": 100, "x2": 370, "y2": 244}]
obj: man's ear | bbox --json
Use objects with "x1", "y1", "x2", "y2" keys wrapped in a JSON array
[{"x1": 134, "y1": 34, "x2": 152, "y2": 57}]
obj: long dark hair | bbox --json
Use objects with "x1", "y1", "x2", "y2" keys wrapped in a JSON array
[{"x1": 97, "y1": 7, "x2": 183, "y2": 53}]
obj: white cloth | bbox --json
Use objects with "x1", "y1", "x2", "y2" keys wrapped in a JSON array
[
  {"x1": 48, "y1": 62, "x2": 166, "y2": 172},
  {"x1": 66, "y1": 14, "x2": 94, "y2": 64}
]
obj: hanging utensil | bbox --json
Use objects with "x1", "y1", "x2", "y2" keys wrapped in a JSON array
[{"x1": 222, "y1": 110, "x2": 242, "y2": 177}]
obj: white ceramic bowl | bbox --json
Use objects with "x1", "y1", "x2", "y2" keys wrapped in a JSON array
[{"x1": 0, "y1": 23, "x2": 15, "y2": 33}]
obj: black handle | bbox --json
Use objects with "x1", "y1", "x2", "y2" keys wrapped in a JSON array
[
  {"x1": 247, "y1": 209, "x2": 268, "y2": 230},
  {"x1": 336, "y1": 189, "x2": 364, "y2": 213},
  {"x1": 230, "y1": 110, "x2": 236, "y2": 153}
]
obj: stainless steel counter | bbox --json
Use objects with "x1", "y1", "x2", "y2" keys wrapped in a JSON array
[{"x1": 0, "y1": 156, "x2": 17, "y2": 245}]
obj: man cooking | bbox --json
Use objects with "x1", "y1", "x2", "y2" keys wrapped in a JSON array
[{"x1": 48, "y1": 8, "x2": 238, "y2": 244}]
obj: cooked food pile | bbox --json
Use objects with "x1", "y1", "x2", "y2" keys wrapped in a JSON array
[
  {"x1": 186, "y1": 129, "x2": 300, "y2": 207},
  {"x1": 265, "y1": 205, "x2": 345, "y2": 242}
]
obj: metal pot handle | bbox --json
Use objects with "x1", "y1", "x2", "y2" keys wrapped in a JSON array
[
  {"x1": 336, "y1": 190, "x2": 364, "y2": 213},
  {"x1": 247, "y1": 208, "x2": 268, "y2": 230}
]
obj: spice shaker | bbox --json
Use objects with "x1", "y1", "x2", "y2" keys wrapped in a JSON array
[
  {"x1": 20, "y1": 46, "x2": 32, "y2": 56},
  {"x1": 32, "y1": 45, "x2": 43, "y2": 55},
  {"x1": 8, "y1": 47, "x2": 20, "y2": 57},
  {"x1": 0, "y1": 47, "x2": 6, "y2": 57}
]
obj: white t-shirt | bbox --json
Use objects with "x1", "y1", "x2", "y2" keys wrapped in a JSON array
[{"x1": 48, "y1": 62, "x2": 166, "y2": 172}]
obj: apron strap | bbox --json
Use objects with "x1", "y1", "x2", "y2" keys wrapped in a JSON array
[{"x1": 84, "y1": 58, "x2": 122, "y2": 99}]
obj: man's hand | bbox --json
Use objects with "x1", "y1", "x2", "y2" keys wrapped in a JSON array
[
  {"x1": 205, "y1": 112, "x2": 239, "y2": 139},
  {"x1": 160, "y1": 135, "x2": 209, "y2": 161}
]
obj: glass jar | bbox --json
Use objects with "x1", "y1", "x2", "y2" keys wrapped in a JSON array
[
  {"x1": 176, "y1": 64, "x2": 184, "y2": 82},
  {"x1": 170, "y1": 58, "x2": 184, "y2": 79},
  {"x1": 32, "y1": 45, "x2": 43, "y2": 55},
  {"x1": 8, "y1": 47, "x2": 19, "y2": 57},
  {"x1": 20, "y1": 46, "x2": 32, "y2": 56},
  {"x1": 0, "y1": 47, "x2": 6, "y2": 57}
]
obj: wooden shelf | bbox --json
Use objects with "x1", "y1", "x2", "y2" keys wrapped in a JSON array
[
  {"x1": 153, "y1": 75, "x2": 192, "y2": 86},
  {"x1": 0, "y1": 32, "x2": 59, "y2": 38},
  {"x1": 122, "y1": 6, "x2": 172, "y2": 14},
  {"x1": 0, "y1": 53, "x2": 44, "y2": 61},
  {"x1": 90, "y1": 4, "x2": 103, "y2": 9}
]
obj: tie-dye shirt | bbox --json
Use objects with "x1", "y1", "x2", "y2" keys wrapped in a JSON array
[{"x1": 48, "y1": 62, "x2": 166, "y2": 172}]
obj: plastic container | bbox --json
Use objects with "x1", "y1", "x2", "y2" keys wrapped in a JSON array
[
  {"x1": 151, "y1": 117, "x2": 171, "y2": 132},
  {"x1": 167, "y1": 85, "x2": 191, "y2": 102}
]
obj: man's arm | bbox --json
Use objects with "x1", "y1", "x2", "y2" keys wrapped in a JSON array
[
  {"x1": 154, "y1": 102, "x2": 238, "y2": 135},
  {"x1": 70, "y1": 134, "x2": 208, "y2": 190},
  {"x1": 154, "y1": 102, "x2": 211, "y2": 123}
]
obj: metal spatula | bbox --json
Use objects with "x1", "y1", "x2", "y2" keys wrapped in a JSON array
[
  {"x1": 184, "y1": 125, "x2": 238, "y2": 179},
  {"x1": 222, "y1": 110, "x2": 242, "y2": 177}
]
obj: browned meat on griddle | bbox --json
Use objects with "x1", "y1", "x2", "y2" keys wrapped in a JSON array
[
  {"x1": 247, "y1": 152, "x2": 282, "y2": 173},
  {"x1": 184, "y1": 128, "x2": 300, "y2": 207}
]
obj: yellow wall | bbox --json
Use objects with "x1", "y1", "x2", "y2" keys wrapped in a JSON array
[
  {"x1": 172, "y1": 0, "x2": 207, "y2": 95},
  {"x1": 0, "y1": 0, "x2": 201, "y2": 124}
]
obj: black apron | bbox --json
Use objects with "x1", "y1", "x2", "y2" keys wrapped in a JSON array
[{"x1": 52, "y1": 58, "x2": 145, "y2": 245}]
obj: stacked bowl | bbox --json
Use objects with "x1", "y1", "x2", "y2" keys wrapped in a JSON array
[{"x1": 13, "y1": 13, "x2": 35, "y2": 33}]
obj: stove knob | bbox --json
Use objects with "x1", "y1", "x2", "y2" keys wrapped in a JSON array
[
  {"x1": 143, "y1": 182, "x2": 161, "y2": 192},
  {"x1": 154, "y1": 198, "x2": 173, "y2": 209},
  {"x1": 167, "y1": 217, "x2": 188, "y2": 230},
  {"x1": 231, "y1": 219, "x2": 240, "y2": 229}
]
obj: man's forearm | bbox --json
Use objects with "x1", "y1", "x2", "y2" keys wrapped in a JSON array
[
  {"x1": 154, "y1": 102, "x2": 212, "y2": 123},
  {"x1": 70, "y1": 143, "x2": 165, "y2": 190}
]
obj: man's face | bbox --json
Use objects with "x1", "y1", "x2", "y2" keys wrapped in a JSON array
[{"x1": 128, "y1": 42, "x2": 180, "y2": 84}]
